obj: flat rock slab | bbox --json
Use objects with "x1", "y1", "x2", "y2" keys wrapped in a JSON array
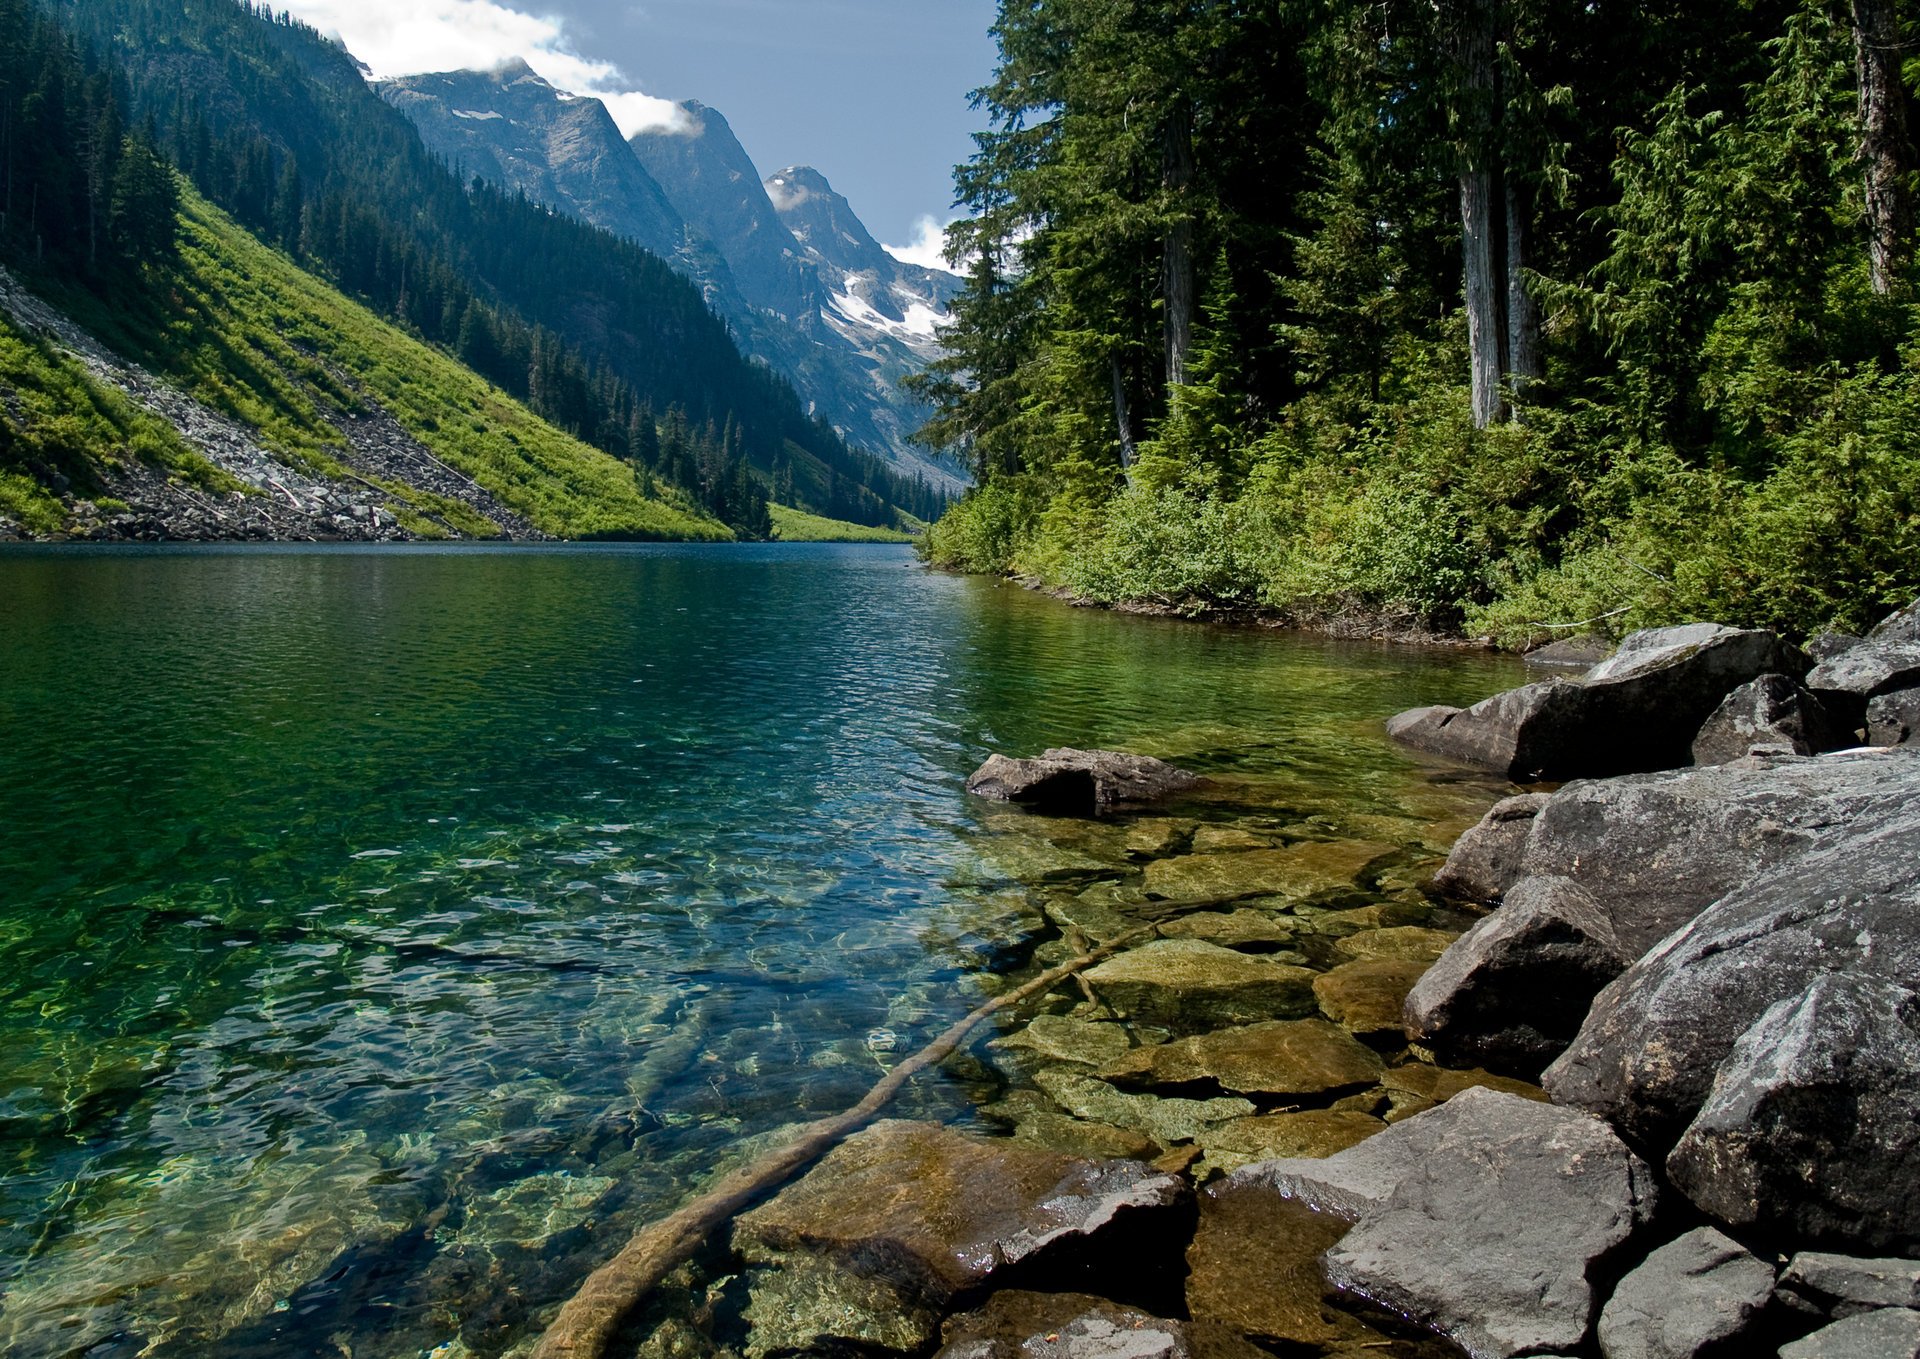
[
  {"x1": 1154, "y1": 908, "x2": 1296, "y2": 951},
  {"x1": 1314, "y1": 959, "x2": 1429, "y2": 1037},
  {"x1": 967, "y1": 748, "x2": 1204, "y2": 815},
  {"x1": 1083, "y1": 940, "x2": 1318, "y2": 1033},
  {"x1": 1595, "y1": 1227, "x2": 1774, "y2": 1359},
  {"x1": 1193, "y1": 1109, "x2": 1385, "y2": 1177},
  {"x1": 1544, "y1": 794, "x2": 1920, "y2": 1159},
  {"x1": 937, "y1": 1292, "x2": 1191, "y2": 1359},
  {"x1": 734, "y1": 1120, "x2": 1185, "y2": 1355},
  {"x1": 1320, "y1": 1089, "x2": 1662, "y2": 1359},
  {"x1": 1141, "y1": 842, "x2": 1395, "y2": 905},
  {"x1": 1332, "y1": 925, "x2": 1458, "y2": 964},
  {"x1": 1778, "y1": 1309, "x2": 1920, "y2": 1359},
  {"x1": 997, "y1": 1015, "x2": 1138, "y2": 1068},
  {"x1": 1780, "y1": 1252, "x2": 1920, "y2": 1318},
  {"x1": 1099, "y1": 1019, "x2": 1384, "y2": 1099},
  {"x1": 1033, "y1": 1068, "x2": 1255, "y2": 1144}
]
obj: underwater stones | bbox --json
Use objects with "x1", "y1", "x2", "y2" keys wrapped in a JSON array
[
  {"x1": 1186, "y1": 1176, "x2": 1370, "y2": 1348},
  {"x1": 1153, "y1": 908, "x2": 1296, "y2": 952},
  {"x1": 1595, "y1": 1227, "x2": 1775, "y2": 1359},
  {"x1": 1098, "y1": 1019, "x2": 1384, "y2": 1100},
  {"x1": 1032, "y1": 1068, "x2": 1256, "y2": 1144},
  {"x1": 1125, "y1": 819, "x2": 1193, "y2": 858},
  {"x1": 936, "y1": 1292, "x2": 1191, "y2": 1359},
  {"x1": 1141, "y1": 841, "x2": 1394, "y2": 905},
  {"x1": 1192, "y1": 1110, "x2": 1385, "y2": 1176},
  {"x1": 996, "y1": 1015, "x2": 1137, "y2": 1067},
  {"x1": 1314, "y1": 959, "x2": 1429, "y2": 1037},
  {"x1": 1430, "y1": 793, "x2": 1550, "y2": 902},
  {"x1": 1189, "y1": 824, "x2": 1273, "y2": 852},
  {"x1": 1403, "y1": 876, "x2": 1628, "y2": 1075},
  {"x1": 1009, "y1": 1109, "x2": 1162, "y2": 1163},
  {"x1": 1319, "y1": 1090, "x2": 1662, "y2": 1359},
  {"x1": 1379, "y1": 1064, "x2": 1548, "y2": 1106},
  {"x1": 966, "y1": 749, "x2": 1204, "y2": 815},
  {"x1": 451, "y1": 1170, "x2": 615, "y2": 1251},
  {"x1": 734, "y1": 1120, "x2": 1184, "y2": 1357},
  {"x1": 1082, "y1": 940, "x2": 1317, "y2": 1032},
  {"x1": 1690, "y1": 673, "x2": 1847, "y2": 764},
  {"x1": 1331, "y1": 925, "x2": 1457, "y2": 964}
]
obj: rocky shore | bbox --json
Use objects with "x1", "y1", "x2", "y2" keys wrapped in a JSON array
[{"x1": 600, "y1": 602, "x2": 1920, "y2": 1359}]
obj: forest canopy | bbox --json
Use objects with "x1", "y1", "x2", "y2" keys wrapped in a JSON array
[{"x1": 915, "y1": 0, "x2": 1920, "y2": 643}]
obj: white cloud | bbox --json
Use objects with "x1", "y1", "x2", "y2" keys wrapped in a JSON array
[
  {"x1": 283, "y1": 0, "x2": 689, "y2": 135},
  {"x1": 883, "y1": 215, "x2": 957, "y2": 272}
]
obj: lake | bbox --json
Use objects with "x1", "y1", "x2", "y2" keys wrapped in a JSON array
[{"x1": 0, "y1": 543, "x2": 1521, "y2": 1357}]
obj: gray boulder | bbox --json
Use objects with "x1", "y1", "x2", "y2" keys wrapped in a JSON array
[
  {"x1": 1805, "y1": 639, "x2": 1920, "y2": 727},
  {"x1": 1389, "y1": 624, "x2": 1809, "y2": 780},
  {"x1": 1779, "y1": 1253, "x2": 1920, "y2": 1318},
  {"x1": 966, "y1": 748, "x2": 1203, "y2": 814},
  {"x1": 1543, "y1": 795, "x2": 1920, "y2": 1157},
  {"x1": 1869, "y1": 596, "x2": 1920, "y2": 643},
  {"x1": 1515, "y1": 747, "x2": 1920, "y2": 961},
  {"x1": 1432, "y1": 793, "x2": 1551, "y2": 902},
  {"x1": 1319, "y1": 1088, "x2": 1661, "y2": 1359},
  {"x1": 1691, "y1": 673, "x2": 1848, "y2": 764},
  {"x1": 1403, "y1": 876, "x2": 1629, "y2": 1076},
  {"x1": 1778, "y1": 1309, "x2": 1920, "y2": 1359},
  {"x1": 1524, "y1": 634, "x2": 1615, "y2": 670},
  {"x1": 1595, "y1": 1227, "x2": 1774, "y2": 1359},
  {"x1": 1868, "y1": 687, "x2": 1919, "y2": 746},
  {"x1": 1807, "y1": 631, "x2": 1865, "y2": 662},
  {"x1": 1667, "y1": 973, "x2": 1920, "y2": 1256}
]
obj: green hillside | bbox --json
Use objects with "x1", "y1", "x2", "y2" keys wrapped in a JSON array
[{"x1": 769, "y1": 504, "x2": 917, "y2": 543}]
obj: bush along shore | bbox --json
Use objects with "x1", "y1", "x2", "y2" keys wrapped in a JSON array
[{"x1": 593, "y1": 602, "x2": 1920, "y2": 1359}]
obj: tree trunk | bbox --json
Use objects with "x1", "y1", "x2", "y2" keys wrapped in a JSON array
[
  {"x1": 1161, "y1": 97, "x2": 1197, "y2": 390},
  {"x1": 1852, "y1": 0, "x2": 1914, "y2": 293},
  {"x1": 1111, "y1": 355, "x2": 1137, "y2": 481},
  {"x1": 1454, "y1": 0, "x2": 1505, "y2": 427},
  {"x1": 1505, "y1": 176, "x2": 1543, "y2": 401}
]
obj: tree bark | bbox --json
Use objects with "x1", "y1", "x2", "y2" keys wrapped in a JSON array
[
  {"x1": 1454, "y1": 0, "x2": 1505, "y2": 427},
  {"x1": 1852, "y1": 0, "x2": 1914, "y2": 293},
  {"x1": 1161, "y1": 96, "x2": 1197, "y2": 390},
  {"x1": 1505, "y1": 176, "x2": 1543, "y2": 401},
  {"x1": 1111, "y1": 355, "x2": 1137, "y2": 481}
]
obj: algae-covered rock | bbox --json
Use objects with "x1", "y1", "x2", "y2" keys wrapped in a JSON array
[
  {"x1": 994, "y1": 1014, "x2": 1136, "y2": 1067},
  {"x1": 451, "y1": 1170, "x2": 615, "y2": 1251},
  {"x1": 1380, "y1": 1064, "x2": 1548, "y2": 1106},
  {"x1": 1098, "y1": 1020, "x2": 1383, "y2": 1100},
  {"x1": 734, "y1": 1120, "x2": 1185, "y2": 1357},
  {"x1": 1332, "y1": 925, "x2": 1458, "y2": 964},
  {"x1": 1032, "y1": 1067, "x2": 1255, "y2": 1143},
  {"x1": 1154, "y1": 908, "x2": 1297, "y2": 951},
  {"x1": 936, "y1": 1292, "x2": 1191, "y2": 1359},
  {"x1": 1142, "y1": 842, "x2": 1394, "y2": 905},
  {"x1": 1314, "y1": 959, "x2": 1429, "y2": 1037},
  {"x1": 1187, "y1": 1178, "x2": 1373, "y2": 1348},
  {"x1": 966, "y1": 749, "x2": 1204, "y2": 814},
  {"x1": 1194, "y1": 1110, "x2": 1385, "y2": 1176},
  {"x1": 1083, "y1": 940, "x2": 1317, "y2": 1032}
]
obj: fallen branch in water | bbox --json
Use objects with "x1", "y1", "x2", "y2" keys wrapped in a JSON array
[{"x1": 529, "y1": 920, "x2": 1160, "y2": 1359}]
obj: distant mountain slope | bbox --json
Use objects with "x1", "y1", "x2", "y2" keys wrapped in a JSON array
[
  {"x1": 0, "y1": 191, "x2": 728, "y2": 542},
  {"x1": 381, "y1": 68, "x2": 967, "y2": 496},
  {"x1": 49, "y1": 0, "x2": 939, "y2": 528}
]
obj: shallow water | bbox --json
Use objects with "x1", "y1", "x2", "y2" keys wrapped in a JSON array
[{"x1": 0, "y1": 543, "x2": 1522, "y2": 1357}]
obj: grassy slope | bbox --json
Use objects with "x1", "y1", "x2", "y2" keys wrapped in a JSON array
[
  {"x1": 30, "y1": 193, "x2": 729, "y2": 541},
  {"x1": 769, "y1": 503, "x2": 916, "y2": 543}
]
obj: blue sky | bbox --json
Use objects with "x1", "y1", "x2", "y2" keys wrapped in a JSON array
[{"x1": 282, "y1": 0, "x2": 1001, "y2": 265}]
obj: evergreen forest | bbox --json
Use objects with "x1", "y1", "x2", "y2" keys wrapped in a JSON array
[
  {"x1": 0, "y1": 0, "x2": 946, "y2": 536},
  {"x1": 917, "y1": 0, "x2": 1920, "y2": 642}
]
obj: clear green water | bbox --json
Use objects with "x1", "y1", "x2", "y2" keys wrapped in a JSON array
[{"x1": 0, "y1": 543, "x2": 1522, "y2": 1358}]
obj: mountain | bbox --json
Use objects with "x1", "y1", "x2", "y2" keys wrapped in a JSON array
[
  {"x1": 380, "y1": 71, "x2": 967, "y2": 495},
  {"x1": 44, "y1": 0, "x2": 941, "y2": 529}
]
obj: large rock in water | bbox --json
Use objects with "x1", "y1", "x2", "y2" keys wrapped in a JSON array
[
  {"x1": 1403, "y1": 876, "x2": 1628, "y2": 1075},
  {"x1": 732, "y1": 1120, "x2": 1185, "y2": 1356},
  {"x1": 1097, "y1": 1019, "x2": 1383, "y2": 1099},
  {"x1": 1543, "y1": 799, "x2": 1920, "y2": 1161},
  {"x1": 1690, "y1": 672, "x2": 1847, "y2": 764},
  {"x1": 1292, "y1": 1089, "x2": 1661, "y2": 1359},
  {"x1": 1430, "y1": 793, "x2": 1549, "y2": 902},
  {"x1": 1388, "y1": 624, "x2": 1809, "y2": 780},
  {"x1": 1082, "y1": 939, "x2": 1318, "y2": 1033},
  {"x1": 1505, "y1": 747, "x2": 1920, "y2": 959},
  {"x1": 1666, "y1": 973, "x2": 1920, "y2": 1254},
  {"x1": 966, "y1": 748, "x2": 1203, "y2": 815},
  {"x1": 1595, "y1": 1227, "x2": 1775, "y2": 1359}
]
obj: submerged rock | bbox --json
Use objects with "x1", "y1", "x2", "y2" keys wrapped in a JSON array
[
  {"x1": 1332, "y1": 925, "x2": 1457, "y2": 964},
  {"x1": 936, "y1": 1293, "x2": 1191, "y2": 1359},
  {"x1": 995, "y1": 1015, "x2": 1137, "y2": 1068},
  {"x1": 966, "y1": 749, "x2": 1203, "y2": 815},
  {"x1": 1430, "y1": 793, "x2": 1550, "y2": 902},
  {"x1": 1141, "y1": 841, "x2": 1393, "y2": 905},
  {"x1": 1318, "y1": 1089, "x2": 1661, "y2": 1359},
  {"x1": 1313, "y1": 958, "x2": 1429, "y2": 1037},
  {"x1": 1666, "y1": 973, "x2": 1920, "y2": 1255},
  {"x1": 733, "y1": 1120, "x2": 1184, "y2": 1356},
  {"x1": 1595, "y1": 1227, "x2": 1774, "y2": 1359},
  {"x1": 1690, "y1": 672, "x2": 1848, "y2": 764},
  {"x1": 1032, "y1": 1068, "x2": 1256, "y2": 1144},
  {"x1": 1390, "y1": 623, "x2": 1809, "y2": 780},
  {"x1": 1404, "y1": 876, "x2": 1629, "y2": 1075},
  {"x1": 1192, "y1": 1110, "x2": 1384, "y2": 1176},
  {"x1": 1543, "y1": 797, "x2": 1920, "y2": 1161},
  {"x1": 1186, "y1": 1176, "x2": 1377, "y2": 1349},
  {"x1": 1097, "y1": 1019, "x2": 1383, "y2": 1100},
  {"x1": 1082, "y1": 940, "x2": 1317, "y2": 1033}
]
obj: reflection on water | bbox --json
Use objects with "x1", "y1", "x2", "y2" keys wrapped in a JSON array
[{"x1": 0, "y1": 543, "x2": 1521, "y2": 1357}]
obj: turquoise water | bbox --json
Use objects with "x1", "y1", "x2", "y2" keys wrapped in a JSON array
[{"x1": 0, "y1": 543, "x2": 1521, "y2": 1357}]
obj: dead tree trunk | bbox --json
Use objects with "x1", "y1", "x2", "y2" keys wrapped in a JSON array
[
  {"x1": 1454, "y1": 0, "x2": 1505, "y2": 428},
  {"x1": 1852, "y1": 0, "x2": 1915, "y2": 293},
  {"x1": 1161, "y1": 96, "x2": 1197, "y2": 390},
  {"x1": 1111, "y1": 356, "x2": 1137, "y2": 481},
  {"x1": 1505, "y1": 176, "x2": 1543, "y2": 401}
]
